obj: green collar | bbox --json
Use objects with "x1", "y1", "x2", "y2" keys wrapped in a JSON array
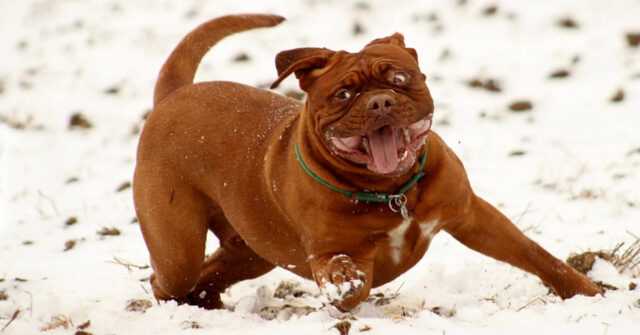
[{"x1": 294, "y1": 143, "x2": 428, "y2": 217}]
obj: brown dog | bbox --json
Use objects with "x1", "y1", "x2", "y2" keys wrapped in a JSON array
[{"x1": 133, "y1": 14, "x2": 601, "y2": 312}]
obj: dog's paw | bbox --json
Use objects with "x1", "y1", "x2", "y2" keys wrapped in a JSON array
[
  {"x1": 317, "y1": 254, "x2": 366, "y2": 305},
  {"x1": 553, "y1": 269, "x2": 604, "y2": 300}
]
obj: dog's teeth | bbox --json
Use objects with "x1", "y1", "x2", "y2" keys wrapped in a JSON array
[
  {"x1": 403, "y1": 129, "x2": 411, "y2": 145},
  {"x1": 400, "y1": 149, "x2": 408, "y2": 161},
  {"x1": 362, "y1": 137, "x2": 371, "y2": 155}
]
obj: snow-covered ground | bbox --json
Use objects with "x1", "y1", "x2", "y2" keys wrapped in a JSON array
[{"x1": 1, "y1": 0, "x2": 640, "y2": 334}]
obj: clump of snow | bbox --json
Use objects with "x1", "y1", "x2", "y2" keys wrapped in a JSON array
[
  {"x1": 321, "y1": 278, "x2": 364, "y2": 306},
  {"x1": 318, "y1": 254, "x2": 366, "y2": 305},
  {"x1": 589, "y1": 256, "x2": 635, "y2": 289},
  {"x1": 1, "y1": 0, "x2": 640, "y2": 334}
]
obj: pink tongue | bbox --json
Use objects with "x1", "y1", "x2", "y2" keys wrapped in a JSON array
[{"x1": 368, "y1": 126, "x2": 398, "y2": 174}]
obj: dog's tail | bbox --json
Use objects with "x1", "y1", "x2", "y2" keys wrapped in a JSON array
[{"x1": 153, "y1": 14, "x2": 285, "y2": 106}]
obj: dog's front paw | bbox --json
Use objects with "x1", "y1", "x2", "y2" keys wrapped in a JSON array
[
  {"x1": 314, "y1": 254, "x2": 366, "y2": 310},
  {"x1": 552, "y1": 267, "x2": 604, "y2": 300}
]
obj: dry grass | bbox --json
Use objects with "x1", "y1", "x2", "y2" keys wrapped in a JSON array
[
  {"x1": 568, "y1": 232, "x2": 640, "y2": 277},
  {"x1": 40, "y1": 314, "x2": 71, "y2": 331},
  {"x1": 606, "y1": 232, "x2": 640, "y2": 277},
  {"x1": 1, "y1": 310, "x2": 20, "y2": 332},
  {"x1": 108, "y1": 256, "x2": 150, "y2": 272}
]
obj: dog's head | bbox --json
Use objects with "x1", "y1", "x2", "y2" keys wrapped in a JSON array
[{"x1": 272, "y1": 33, "x2": 434, "y2": 176}]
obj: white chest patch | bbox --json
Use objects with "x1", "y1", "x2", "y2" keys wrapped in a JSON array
[
  {"x1": 388, "y1": 218, "x2": 412, "y2": 264},
  {"x1": 419, "y1": 219, "x2": 441, "y2": 240}
]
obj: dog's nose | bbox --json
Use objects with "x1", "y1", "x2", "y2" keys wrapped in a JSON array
[{"x1": 367, "y1": 93, "x2": 395, "y2": 114}]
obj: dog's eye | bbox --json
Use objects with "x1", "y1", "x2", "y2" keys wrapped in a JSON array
[
  {"x1": 335, "y1": 89, "x2": 352, "y2": 101},
  {"x1": 393, "y1": 72, "x2": 407, "y2": 84}
]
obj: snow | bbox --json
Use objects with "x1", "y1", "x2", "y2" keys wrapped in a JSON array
[{"x1": 1, "y1": 0, "x2": 639, "y2": 334}]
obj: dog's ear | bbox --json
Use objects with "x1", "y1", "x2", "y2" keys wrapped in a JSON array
[
  {"x1": 271, "y1": 48, "x2": 334, "y2": 89},
  {"x1": 364, "y1": 32, "x2": 419, "y2": 62}
]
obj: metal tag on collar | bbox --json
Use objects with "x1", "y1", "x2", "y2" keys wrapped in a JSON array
[{"x1": 388, "y1": 194, "x2": 409, "y2": 220}]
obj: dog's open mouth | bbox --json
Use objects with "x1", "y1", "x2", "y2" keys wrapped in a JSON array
[{"x1": 330, "y1": 117, "x2": 432, "y2": 175}]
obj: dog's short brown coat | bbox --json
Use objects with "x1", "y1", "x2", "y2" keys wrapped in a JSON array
[{"x1": 134, "y1": 14, "x2": 600, "y2": 311}]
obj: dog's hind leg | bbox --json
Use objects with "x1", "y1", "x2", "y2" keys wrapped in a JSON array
[
  {"x1": 134, "y1": 172, "x2": 211, "y2": 306},
  {"x1": 136, "y1": 175, "x2": 274, "y2": 309},
  {"x1": 185, "y1": 212, "x2": 275, "y2": 309}
]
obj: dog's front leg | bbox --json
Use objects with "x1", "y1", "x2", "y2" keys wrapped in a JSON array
[
  {"x1": 444, "y1": 194, "x2": 602, "y2": 299},
  {"x1": 308, "y1": 252, "x2": 374, "y2": 312}
]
